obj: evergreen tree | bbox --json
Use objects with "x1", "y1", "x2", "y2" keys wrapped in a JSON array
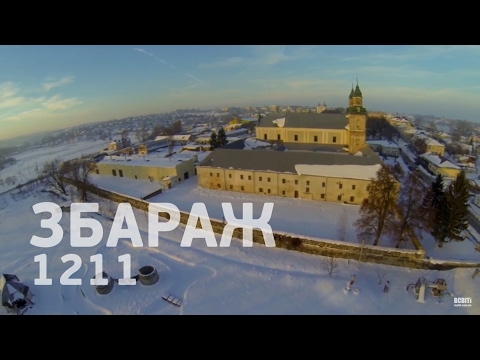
[
  {"x1": 432, "y1": 171, "x2": 470, "y2": 247},
  {"x1": 209, "y1": 131, "x2": 218, "y2": 149},
  {"x1": 445, "y1": 171, "x2": 470, "y2": 241},
  {"x1": 431, "y1": 174, "x2": 445, "y2": 208},
  {"x1": 217, "y1": 127, "x2": 228, "y2": 147},
  {"x1": 422, "y1": 174, "x2": 444, "y2": 231}
]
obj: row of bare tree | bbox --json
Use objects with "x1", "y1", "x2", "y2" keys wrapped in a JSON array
[{"x1": 41, "y1": 158, "x2": 97, "y2": 202}]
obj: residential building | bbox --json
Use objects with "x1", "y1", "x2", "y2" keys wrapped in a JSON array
[
  {"x1": 155, "y1": 135, "x2": 192, "y2": 146},
  {"x1": 412, "y1": 133, "x2": 445, "y2": 156},
  {"x1": 366, "y1": 140, "x2": 400, "y2": 157},
  {"x1": 424, "y1": 138, "x2": 445, "y2": 156},
  {"x1": 136, "y1": 138, "x2": 169, "y2": 154},
  {"x1": 387, "y1": 116, "x2": 413, "y2": 132},
  {"x1": 433, "y1": 131, "x2": 451, "y2": 142},
  {"x1": 468, "y1": 179, "x2": 480, "y2": 194},
  {"x1": 108, "y1": 138, "x2": 131, "y2": 151},
  {"x1": 420, "y1": 153, "x2": 461, "y2": 178}
]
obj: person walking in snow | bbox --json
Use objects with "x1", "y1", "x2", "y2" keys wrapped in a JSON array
[
  {"x1": 349, "y1": 275, "x2": 356, "y2": 286},
  {"x1": 383, "y1": 281, "x2": 390, "y2": 293}
]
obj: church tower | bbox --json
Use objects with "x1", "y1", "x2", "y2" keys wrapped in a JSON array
[
  {"x1": 316, "y1": 102, "x2": 326, "y2": 113},
  {"x1": 346, "y1": 79, "x2": 367, "y2": 154}
]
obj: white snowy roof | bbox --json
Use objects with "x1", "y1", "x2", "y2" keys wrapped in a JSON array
[
  {"x1": 99, "y1": 153, "x2": 195, "y2": 168},
  {"x1": 226, "y1": 128, "x2": 248, "y2": 136},
  {"x1": 421, "y1": 153, "x2": 460, "y2": 169},
  {"x1": 425, "y1": 138, "x2": 443, "y2": 147},
  {"x1": 243, "y1": 138, "x2": 271, "y2": 150},
  {"x1": 391, "y1": 117, "x2": 410, "y2": 123},
  {"x1": 295, "y1": 164, "x2": 382, "y2": 180},
  {"x1": 155, "y1": 135, "x2": 191, "y2": 141},
  {"x1": 182, "y1": 145, "x2": 201, "y2": 150},
  {"x1": 367, "y1": 140, "x2": 400, "y2": 148}
]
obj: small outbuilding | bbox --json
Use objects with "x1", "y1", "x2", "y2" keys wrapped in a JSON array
[{"x1": 0, "y1": 274, "x2": 34, "y2": 315}]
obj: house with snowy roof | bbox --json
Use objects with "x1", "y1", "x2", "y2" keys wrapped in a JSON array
[
  {"x1": 95, "y1": 150, "x2": 198, "y2": 189},
  {"x1": 366, "y1": 140, "x2": 400, "y2": 157},
  {"x1": 195, "y1": 83, "x2": 395, "y2": 205},
  {"x1": 433, "y1": 131, "x2": 451, "y2": 141},
  {"x1": 388, "y1": 116, "x2": 413, "y2": 131},
  {"x1": 412, "y1": 134, "x2": 445, "y2": 156},
  {"x1": 420, "y1": 152, "x2": 461, "y2": 178}
]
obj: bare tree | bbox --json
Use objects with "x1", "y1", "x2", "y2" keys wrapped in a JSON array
[
  {"x1": 388, "y1": 162, "x2": 404, "y2": 181},
  {"x1": 64, "y1": 159, "x2": 96, "y2": 202},
  {"x1": 354, "y1": 165, "x2": 399, "y2": 246},
  {"x1": 167, "y1": 135, "x2": 174, "y2": 158},
  {"x1": 387, "y1": 172, "x2": 428, "y2": 248},
  {"x1": 41, "y1": 158, "x2": 69, "y2": 196},
  {"x1": 336, "y1": 208, "x2": 348, "y2": 241},
  {"x1": 135, "y1": 126, "x2": 150, "y2": 143},
  {"x1": 414, "y1": 138, "x2": 427, "y2": 154},
  {"x1": 451, "y1": 132, "x2": 461, "y2": 143},
  {"x1": 447, "y1": 119, "x2": 456, "y2": 134},
  {"x1": 322, "y1": 257, "x2": 339, "y2": 277},
  {"x1": 376, "y1": 269, "x2": 388, "y2": 285}
]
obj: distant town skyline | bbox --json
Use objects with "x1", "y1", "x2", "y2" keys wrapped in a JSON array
[{"x1": 1, "y1": 45, "x2": 480, "y2": 140}]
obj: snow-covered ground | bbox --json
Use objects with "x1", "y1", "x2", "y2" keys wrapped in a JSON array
[
  {"x1": 419, "y1": 230, "x2": 480, "y2": 262},
  {"x1": 93, "y1": 175, "x2": 363, "y2": 244},
  {"x1": 0, "y1": 140, "x2": 109, "y2": 193},
  {"x1": 1, "y1": 187, "x2": 478, "y2": 315},
  {"x1": 382, "y1": 155, "x2": 410, "y2": 174}
]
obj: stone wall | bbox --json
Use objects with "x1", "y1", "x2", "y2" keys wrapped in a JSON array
[{"x1": 65, "y1": 177, "x2": 480, "y2": 271}]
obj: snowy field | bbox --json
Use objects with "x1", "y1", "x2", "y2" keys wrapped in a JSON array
[
  {"x1": 0, "y1": 187, "x2": 479, "y2": 315},
  {"x1": 0, "y1": 140, "x2": 109, "y2": 193}
]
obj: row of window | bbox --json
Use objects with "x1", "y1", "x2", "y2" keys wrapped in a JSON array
[
  {"x1": 224, "y1": 184, "x2": 356, "y2": 202},
  {"x1": 112, "y1": 169, "x2": 123, "y2": 177},
  {"x1": 263, "y1": 134, "x2": 337, "y2": 143},
  {"x1": 208, "y1": 172, "x2": 363, "y2": 190}
]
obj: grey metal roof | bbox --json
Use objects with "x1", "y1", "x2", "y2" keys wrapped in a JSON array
[
  {"x1": 258, "y1": 112, "x2": 347, "y2": 129},
  {"x1": 199, "y1": 148, "x2": 382, "y2": 173}
]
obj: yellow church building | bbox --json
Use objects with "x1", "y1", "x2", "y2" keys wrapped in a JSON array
[
  {"x1": 196, "y1": 83, "x2": 385, "y2": 205},
  {"x1": 255, "y1": 83, "x2": 367, "y2": 155}
]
